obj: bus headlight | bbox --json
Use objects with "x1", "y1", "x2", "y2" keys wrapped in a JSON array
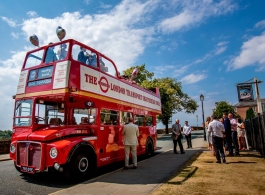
[
  {"x1": 49, "y1": 147, "x2": 58, "y2": 159},
  {"x1": 10, "y1": 143, "x2": 16, "y2": 153}
]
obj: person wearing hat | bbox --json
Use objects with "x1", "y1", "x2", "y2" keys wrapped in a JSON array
[{"x1": 208, "y1": 114, "x2": 226, "y2": 163}]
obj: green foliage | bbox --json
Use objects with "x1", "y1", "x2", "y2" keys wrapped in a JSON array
[
  {"x1": 123, "y1": 63, "x2": 199, "y2": 133},
  {"x1": 246, "y1": 107, "x2": 255, "y2": 119},
  {"x1": 122, "y1": 64, "x2": 154, "y2": 84},
  {"x1": 213, "y1": 101, "x2": 239, "y2": 119},
  {"x1": 0, "y1": 130, "x2": 12, "y2": 139}
]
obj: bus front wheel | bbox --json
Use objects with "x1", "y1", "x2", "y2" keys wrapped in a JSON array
[{"x1": 64, "y1": 149, "x2": 91, "y2": 180}]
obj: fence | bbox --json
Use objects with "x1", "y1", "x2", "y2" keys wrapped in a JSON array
[
  {"x1": 245, "y1": 113, "x2": 265, "y2": 157},
  {"x1": 0, "y1": 139, "x2": 11, "y2": 154}
]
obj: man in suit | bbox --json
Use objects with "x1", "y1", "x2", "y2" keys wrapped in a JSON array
[
  {"x1": 171, "y1": 119, "x2": 185, "y2": 154},
  {"x1": 223, "y1": 112, "x2": 233, "y2": 156},
  {"x1": 122, "y1": 117, "x2": 139, "y2": 169}
]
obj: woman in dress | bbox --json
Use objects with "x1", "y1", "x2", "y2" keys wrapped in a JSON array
[
  {"x1": 205, "y1": 116, "x2": 213, "y2": 153},
  {"x1": 237, "y1": 118, "x2": 246, "y2": 150}
]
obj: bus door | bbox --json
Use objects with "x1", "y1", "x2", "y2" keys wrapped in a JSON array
[{"x1": 99, "y1": 109, "x2": 120, "y2": 162}]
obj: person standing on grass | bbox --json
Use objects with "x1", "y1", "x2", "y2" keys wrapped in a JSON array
[
  {"x1": 223, "y1": 112, "x2": 233, "y2": 156},
  {"x1": 228, "y1": 113, "x2": 240, "y2": 155},
  {"x1": 208, "y1": 114, "x2": 226, "y2": 163},
  {"x1": 183, "y1": 121, "x2": 192, "y2": 149},
  {"x1": 171, "y1": 119, "x2": 185, "y2": 154},
  {"x1": 122, "y1": 117, "x2": 139, "y2": 169}
]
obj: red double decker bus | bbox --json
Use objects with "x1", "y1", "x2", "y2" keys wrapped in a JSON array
[{"x1": 10, "y1": 38, "x2": 161, "y2": 179}]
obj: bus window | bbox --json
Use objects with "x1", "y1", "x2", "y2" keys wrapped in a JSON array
[
  {"x1": 73, "y1": 108, "x2": 97, "y2": 125},
  {"x1": 72, "y1": 44, "x2": 94, "y2": 66},
  {"x1": 100, "y1": 109, "x2": 118, "y2": 125},
  {"x1": 14, "y1": 99, "x2": 33, "y2": 126},
  {"x1": 120, "y1": 111, "x2": 133, "y2": 125},
  {"x1": 34, "y1": 101, "x2": 65, "y2": 125},
  {"x1": 25, "y1": 49, "x2": 44, "y2": 68},
  {"x1": 145, "y1": 116, "x2": 153, "y2": 126},
  {"x1": 99, "y1": 55, "x2": 116, "y2": 77},
  {"x1": 135, "y1": 115, "x2": 144, "y2": 126}
]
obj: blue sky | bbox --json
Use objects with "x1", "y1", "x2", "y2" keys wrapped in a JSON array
[{"x1": 1, "y1": 0, "x2": 265, "y2": 130}]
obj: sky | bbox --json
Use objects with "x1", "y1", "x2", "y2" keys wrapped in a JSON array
[{"x1": 1, "y1": 0, "x2": 265, "y2": 130}]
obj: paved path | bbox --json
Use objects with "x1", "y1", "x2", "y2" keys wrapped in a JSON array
[{"x1": 50, "y1": 135, "x2": 205, "y2": 195}]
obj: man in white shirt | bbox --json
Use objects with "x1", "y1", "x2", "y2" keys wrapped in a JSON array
[
  {"x1": 208, "y1": 115, "x2": 226, "y2": 163},
  {"x1": 183, "y1": 121, "x2": 192, "y2": 149},
  {"x1": 122, "y1": 117, "x2": 139, "y2": 169}
]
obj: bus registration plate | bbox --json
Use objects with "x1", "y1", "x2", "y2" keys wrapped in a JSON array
[{"x1": 20, "y1": 166, "x2": 35, "y2": 174}]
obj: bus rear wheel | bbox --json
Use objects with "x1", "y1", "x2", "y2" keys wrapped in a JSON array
[
  {"x1": 146, "y1": 138, "x2": 154, "y2": 157},
  {"x1": 64, "y1": 149, "x2": 91, "y2": 180}
]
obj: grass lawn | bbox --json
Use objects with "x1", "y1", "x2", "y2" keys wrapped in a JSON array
[{"x1": 152, "y1": 147, "x2": 265, "y2": 195}]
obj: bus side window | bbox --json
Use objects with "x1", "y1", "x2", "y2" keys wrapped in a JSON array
[
  {"x1": 145, "y1": 116, "x2": 153, "y2": 126},
  {"x1": 135, "y1": 115, "x2": 144, "y2": 126},
  {"x1": 101, "y1": 109, "x2": 118, "y2": 125}
]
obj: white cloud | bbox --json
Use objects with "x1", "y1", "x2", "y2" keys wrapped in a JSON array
[
  {"x1": 228, "y1": 32, "x2": 265, "y2": 70},
  {"x1": 27, "y1": 11, "x2": 38, "y2": 18},
  {"x1": 83, "y1": 0, "x2": 92, "y2": 5},
  {"x1": 1, "y1": 16, "x2": 17, "y2": 27},
  {"x1": 173, "y1": 65, "x2": 190, "y2": 77},
  {"x1": 157, "y1": 0, "x2": 237, "y2": 34},
  {"x1": 11, "y1": 32, "x2": 19, "y2": 39},
  {"x1": 100, "y1": 2, "x2": 112, "y2": 9},
  {"x1": 254, "y1": 19, "x2": 265, "y2": 29},
  {"x1": 180, "y1": 73, "x2": 207, "y2": 84}
]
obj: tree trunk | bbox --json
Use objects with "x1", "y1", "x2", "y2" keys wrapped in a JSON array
[{"x1": 165, "y1": 123, "x2": 169, "y2": 134}]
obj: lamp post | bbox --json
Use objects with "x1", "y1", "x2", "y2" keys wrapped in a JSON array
[
  {"x1": 196, "y1": 115, "x2": 198, "y2": 130},
  {"x1": 200, "y1": 94, "x2": 206, "y2": 141}
]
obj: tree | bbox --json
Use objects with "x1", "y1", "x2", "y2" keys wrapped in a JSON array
[
  {"x1": 122, "y1": 65, "x2": 198, "y2": 134},
  {"x1": 246, "y1": 107, "x2": 255, "y2": 120},
  {"x1": 213, "y1": 101, "x2": 239, "y2": 119},
  {"x1": 122, "y1": 64, "x2": 154, "y2": 84}
]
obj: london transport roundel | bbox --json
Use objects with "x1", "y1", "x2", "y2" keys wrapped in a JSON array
[{"x1": 98, "y1": 76, "x2": 110, "y2": 93}]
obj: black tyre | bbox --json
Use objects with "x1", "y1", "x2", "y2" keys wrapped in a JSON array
[
  {"x1": 146, "y1": 138, "x2": 154, "y2": 157},
  {"x1": 14, "y1": 162, "x2": 22, "y2": 173},
  {"x1": 64, "y1": 149, "x2": 92, "y2": 180}
]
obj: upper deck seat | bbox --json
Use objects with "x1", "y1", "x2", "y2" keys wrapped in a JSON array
[
  {"x1": 80, "y1": 117, "x2": 88, "y2": 125},
  {"x1": 49, "y1": 118, "x2": 62, "y2": 125}
]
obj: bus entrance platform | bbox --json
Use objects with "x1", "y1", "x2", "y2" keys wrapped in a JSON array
[{"x1": 50, "y1": 133, "x2": 206, "y2": 195}]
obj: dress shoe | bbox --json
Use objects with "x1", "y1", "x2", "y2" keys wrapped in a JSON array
[
  {"x1": 235, "y1": 152, "x2": 240, "y2": 156},
  {"x1": 181, "y1": 151, "x2": 185, "y2": 154},
  {"x1": 222, "y1": 159, "x2": 226, "y2": 163},
  {"x1": 123, "y1": 166, "x2": 129, "y2": 170},
  {"x1": 174, "y1": 152, "x2": 178, "y2": 154},
  {"x1": 216, "y1": 160, "x2": 221, "y2": 163},
  {"x1": 226, "y1": 154, "x2": 233, "y2": 157},
  {"x1": 133, "y1": 166, "x2": 137, "y2": 169}
]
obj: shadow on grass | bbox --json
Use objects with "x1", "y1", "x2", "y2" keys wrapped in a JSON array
[
  {"x1": 226, "y1": 161, "x2": 257, "y2": 164},
  {"x1": 166, "y1": 166, "x2": 198, "y2": 185}
]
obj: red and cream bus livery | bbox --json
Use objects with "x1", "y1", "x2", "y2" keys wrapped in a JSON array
[{"x1": 10, "y1": 38, "x2": 161, "y2": 179}]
